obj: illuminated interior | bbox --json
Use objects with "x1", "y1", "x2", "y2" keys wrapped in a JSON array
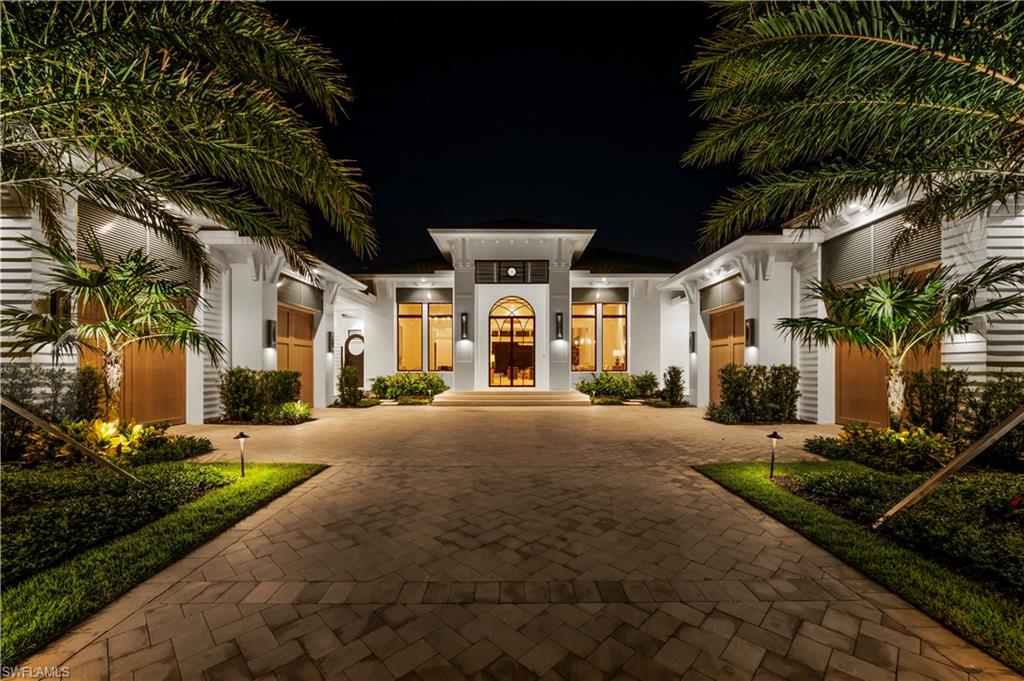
[
  {"x1": 428, "y1": 303, "x2": 453, "y2": 371},
  {"x1": 571, "y1": 303, "x2": 596, "y2": 371},
  {"x1": 488, "y1": 296, "x2": 535, "y2": 386},
  {"x1": 397, "y1": 303, "x2": 423, "y2": 371},
  {"x1": 602, "y1": 302, "x2": 627, "y2": 371}
]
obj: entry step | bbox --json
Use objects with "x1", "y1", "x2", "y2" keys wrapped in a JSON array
[{"x1": 431, "y1": 390, "x2": 591, "y2": 407}]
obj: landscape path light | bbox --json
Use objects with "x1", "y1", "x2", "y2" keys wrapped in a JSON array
[
  {"x1": 234, "y1": 431, "x2": 250, "y2": 478},
  {"x1": 767, "y1": 431, "x2": 782, "y2": 479}
]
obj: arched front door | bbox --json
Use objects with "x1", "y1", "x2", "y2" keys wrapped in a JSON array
[{"x1": 489, "y1": 297, "x2": 535, "y2": 387}]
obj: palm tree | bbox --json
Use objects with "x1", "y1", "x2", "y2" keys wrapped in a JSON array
[
  {"x1": 1, "y1": 1, "x2": 376, "y2": 280},
  {"x1": 1, "y1": 237, "x2": 225, "y2": 419},
  {"x1": 683, "y1": 1, "x2": 1024, "y2": 249},
  {"x1": 777, "y1": 259, "x2": 1024, "y2": 427}
]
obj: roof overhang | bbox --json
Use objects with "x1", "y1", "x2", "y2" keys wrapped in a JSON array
[{"x1": 428, "y1": 227, "x2": 596, "y2": 268}]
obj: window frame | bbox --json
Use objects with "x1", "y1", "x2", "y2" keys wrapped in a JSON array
[
  {"x1": 601, "y1": 302, "x2": 628, "y2": 372},
  {"x1": 570, "y1": 303, "x2": 597, "y2": 372},
  {"x1": 396, "y1": 302, "x2": 424, "y2": 372},
  {"x1": 427, "y1": 303, "x2": 453, "y2": 372}
]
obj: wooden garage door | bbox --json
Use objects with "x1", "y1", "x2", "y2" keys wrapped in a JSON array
[
  {"x1": 836, "y1": 343, "x2": 940, "y2": 426},
  {"x1": 277, "y1": 305, "x2": 314, "y2": 404},
  {"x1": 709, "y1": 305, "x2": 745, "y2": 404},
  {"x1": 79, "y1": 302, "x2": 186, "y2": 424}
]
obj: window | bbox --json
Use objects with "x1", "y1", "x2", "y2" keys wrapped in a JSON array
[
  {"x1": 428, "y1": 303, "x2": 453, "y2": 371},
  {"x1": 571, "y1": 303, "x2": 596, "y2": 371},
  {"x1": 397, "y1": 303, "x2": 422, "y2": 371},
  {"x1": 602, "y1": 303, "x2": 627, "y2": 371}
]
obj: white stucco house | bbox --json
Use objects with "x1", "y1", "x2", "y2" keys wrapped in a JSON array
[{"x1": 3, "y1": 192, "x2": 1021, "y2": 426}]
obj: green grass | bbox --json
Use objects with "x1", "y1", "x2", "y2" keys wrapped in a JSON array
[
  {"x1": 1, "y1": 462, "x2": 325, "y2": 665},
  {"x1": 695, "y1": 461, "x2": 1024, "y2": 674}
]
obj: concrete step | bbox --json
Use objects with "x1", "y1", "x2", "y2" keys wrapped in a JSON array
[{"x1": 431, "y1": 390, "x2": 591, "y2": 407}]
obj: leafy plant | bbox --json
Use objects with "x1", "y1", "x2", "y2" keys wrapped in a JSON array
[
  {"x1": 336, "y1": 365, "x2": 360, "y2": 406},
  {"x1": 219, "y1": 368, "x2": 302, "y2": 423},
  {"x1": 575, "y1": 372, "x2": 638, "y2": 399},
  {"x1": 271, "y1": 401, "x2": 312, "y2": 424},
  {"x1": 259, "y1": 370, "x2": 301, "y2": 408},
  {"x1": 683, "y1": 1, "x2": 1024, "y2": 250},
  {"x1": 396, "y1": 396, "x2": 432, "y2": 405},
  {"x1": 708, "y1": 363, "x2": 800, "y2": 423},
  {"x1": 1, "y1": 2, "x2": 376, "y2": 278},
  {"x1": 1, "y1": 238, "x2": 225, "y2": 419},
  {"x1": 663, "y1": 365, "x2": 685, "y2": 406},
  {"x1": 633, "y1": 371, "x2": 659, "y2": 398},
  {"x1": 356, "y1": 399, "x2": 381, "y2": 408},
  {"x1": 905, "y1": 367, "x2": 969, "y2": 443},
  {"x1": 778, "y1": 261, "x2": 1024, "y2": 426},
  {"x1": 805, "y1": 422, "x2": 955, "y2": 472},
  {"x1": 966, "y1": 372, "x2": 1024, "y2": 471},
  {"x1": 371, "y1": 372, "x2": 447, "y2": 399},
  {"x1": 590, "y1": 396, "x2": 624, "y2": 406},
  {"x1": 370, "y1": 375, "x2": 391, "y2": 400}
]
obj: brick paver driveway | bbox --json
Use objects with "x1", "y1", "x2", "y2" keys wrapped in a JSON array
[{"x1": 26, "y1": 407, "x2": 1020, "y2": 680}]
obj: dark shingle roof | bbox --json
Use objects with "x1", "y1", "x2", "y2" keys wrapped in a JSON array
[
  {"x1": 572, "y1": 247, "x2": 688, "y2": 274},
  {"x1": 349, "y1": 254, "x2": 453, "y2": 276}
]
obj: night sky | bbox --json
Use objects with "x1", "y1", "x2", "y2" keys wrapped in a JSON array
[{"x1": 271, "y1": 2, "x2": 737, "y2": 273}]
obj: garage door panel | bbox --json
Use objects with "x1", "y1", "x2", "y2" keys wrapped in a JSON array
[
  {"x1": 836, "y1": 342, "x2": 941, "y2": 426},
  {"x1": 276, "y1": 305, "x2": 315, "y2": 406}
]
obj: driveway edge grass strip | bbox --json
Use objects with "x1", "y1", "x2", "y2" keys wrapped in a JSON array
[
  {"x1": 694, "y1": 461, "x2": 1024, "y2": 675},
  {"x1": 1, "y1": 462, "x2": 326, "y2": 666}
]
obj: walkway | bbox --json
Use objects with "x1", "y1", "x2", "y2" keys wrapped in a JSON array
[{"x1": 23, "y1": 407, "x2": 1020, "y2": 680}]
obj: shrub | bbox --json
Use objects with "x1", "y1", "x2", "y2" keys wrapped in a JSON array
[
  {"x1": 633, "y1": 371, "x2": 659, "y2": 398},
  {"x1": 357, "y1": 398, "x2": 381, "y2": 408},
  {"x1": 966, "y1": 372, "x2": 1024, "y2": 471},
  {"x1": 336, "y1": 366, "x2": 360, "y2": 406},
  {"x1": 219, "y1": 368, "x2": 304, "y2": 422},
  {"x1": 708, "y1": 363, "x2": 800, "y2": 423},
  {"x1": 396, "y1": 395, "x2": 432, "y2": 405},
  {"x1": 371, "y1": 372, "x2": 447, "y2": 399},
  {"x1": 788, "y1": 467, "x2": 1024, "y2": 597},
  {"x1": 20, "y1": 418, "x2": 213, "y2": 465},
  {"x1": 591, "y1": 395, "x2": 625, "y2": 405},
  {"x1": 805, "y1": 422, "x2": 955, "y2": 471},
  {"x1": 271, "y1": 401, "x2": 312, "y2": 424},
  {"x1": 575, "y1": 372, "x2": 637, "y2": 399},
  {"x1": 0, "y1": 364, "x2": 105, "y2": 460},
  {"x1": 663, "y1": 365, "x2": 685, "y2": 406},
  {"x1": 905, "y1": 367, "x2": 969, "y2": 442}
]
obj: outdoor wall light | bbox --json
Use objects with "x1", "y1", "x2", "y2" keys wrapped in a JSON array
[
  {"x1": 555, "y1": 312, "x2": 564, "y2": 339},
  {"x1": 689, "y1": 331, "x2": 696, "y2": 354},
  {"x1": 744, "y1": 318, "x2": 756, "y2": 347},
  {"x1": 327, "y1": 331, "x2": 335, "y2": 353},
  {"x1": 460, "y1": 312, "x2": 469, "y2": 340},
  {"x1": 265, "y1": 319, "x2": 277, "y2": 348}
]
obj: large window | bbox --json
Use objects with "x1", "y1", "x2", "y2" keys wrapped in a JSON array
[
  {"x1": 602, "y1": 303, "x2": 627, "y2": 371},
  {"x1": 571, "y1": 303, "x2": 596, "y2": 371},
  {"x1": 397, "y1": 303, "x2": 422, "y2": 371},
  {"x1": 428, "y1": 303, "x2": 453, "y2": 371}
]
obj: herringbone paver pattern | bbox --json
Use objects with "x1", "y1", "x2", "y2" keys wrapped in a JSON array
[{"x1": 21, "y1": 407, "x2": 1020, "y2": 680}]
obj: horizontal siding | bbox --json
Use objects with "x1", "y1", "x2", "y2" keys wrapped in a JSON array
[
  {"x1": 795, "y1": 248, "x2": 819, "y2": 422},
  {"x1": 985, "y1": 198, "x2": 1024, "y2": 374},
  {"x1": 202, "y1": 273, "x2": 227, "y2": 420}
]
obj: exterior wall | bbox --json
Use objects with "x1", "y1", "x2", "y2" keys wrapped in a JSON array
[
  {"x1": 201, "y1": 270, "x2": 229, "y2": 420},
  {"x1": 659, "y1": 293, "x2": 689, "y2": 396},
  {"x1": 548, "y1": 265, "x2": 572, "y2": 390},
  {"x1": 794, "y1": 246, "x2": 822, "y2": 422},
  {"x1": 983, "y1": 199, "x2": 1024, "y2": 375},
  {"x1": 453, "y1": 268, "x2": 475, "y2": 390}
]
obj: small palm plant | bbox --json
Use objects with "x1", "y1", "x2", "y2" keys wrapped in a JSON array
[
  {"x1": 1, "y1": 237, "x2": 225, "y2": 418},
  {"x1": 777, "y1": 259, "x2": 1024, "y2": 427}
]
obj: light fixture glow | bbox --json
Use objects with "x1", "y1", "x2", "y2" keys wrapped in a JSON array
[
  {"x1": 460, "y1": 312, "x2": 468, "y2": 340},
  {"x1": 265, "y1": 319, "x2": 277, "y2": 348},
  {"x1": 555, "y1": 312, "x2": 564, "y2": 340}
]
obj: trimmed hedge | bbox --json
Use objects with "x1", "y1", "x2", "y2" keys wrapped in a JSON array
[
  {"x1": 707, "y1": 363, "x2": 800, "y2": 423},
  {"x1": 219, "y1": 368, "x2": 310, "y2": 423},
  {"x1": 370, "y1": 372, "x2": 447, "y2": 399}
]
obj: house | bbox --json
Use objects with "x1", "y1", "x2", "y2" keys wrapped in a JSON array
[{"x1": 661, "y1": 196, "x2": 1024, "y2": 426}]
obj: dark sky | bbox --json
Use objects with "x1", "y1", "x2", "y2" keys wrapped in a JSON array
[{"x1": 271, "y1": 2, "x2": 736, "y2": 273}]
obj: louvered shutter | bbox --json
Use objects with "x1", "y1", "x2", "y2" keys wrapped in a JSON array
[{"x1": 700, "y1": 275, "x2": 744, "y2": 312}]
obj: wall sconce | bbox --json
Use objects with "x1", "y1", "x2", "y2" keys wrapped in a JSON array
[
  {"x1": 327, "y1": 331, "x2": 334, "y2": 353},
  {"x1": 744, "y1": 318, "x2": 756, "y2": 346},
  {"x1": 555, "y1": 312, "x2": 564, "y2": 340},
  {"x1": 265, "y1": 319, "x2": 277, "y2": 348},
  {"x1": 689, "y1": 331, "x2": 696, "y2": 354},
  {"x1": 460, "y1": 312, "x2": 468, "y2": 340}
]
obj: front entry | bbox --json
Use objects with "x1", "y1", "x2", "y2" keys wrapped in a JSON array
[
  {"x1": 708, "y1": 304, "x2": 745, "y2": 404},
  {"x1": 276, "y1": 304, "x2": 315, "y2": 404},
  {"x1": 489, "y1": 296, "x2": 535, "y2": 387}
]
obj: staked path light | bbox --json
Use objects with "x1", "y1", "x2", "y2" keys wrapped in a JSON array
[
  {"x1": 767, "y1": 431, "x2": 783, "y2": 479},
  {"x1": 233, "y1": 431, "x2": 250, "y2": 478}
]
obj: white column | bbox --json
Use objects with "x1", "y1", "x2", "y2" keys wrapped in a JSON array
[
  {"x1": 313, "y1": 301, "x2": 332, "y2": 408},
  {"x1": 453, "y1": 266, "x2": 475, "y2": 390},
  {"x1": 548, "y1": 266, "x2": 571, "y2": 389}
]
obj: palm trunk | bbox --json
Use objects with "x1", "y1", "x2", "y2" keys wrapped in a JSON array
[
  {"x1": 102, "y1": 351, "x2": 122, "y2": 420},
  {"x1": 886, "y1": 359, "x2": 905, "y2": 429}
]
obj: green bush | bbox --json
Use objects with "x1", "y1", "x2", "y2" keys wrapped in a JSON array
[
  {"x1": 357, "y1": 398, "x2": 381, "y2": 408},
  {"x1": 336, "y1": 365, "x2": 360, "y2": 406},
  {"x1": 663, "y1": 365, "x2": 685, "y2": 406},
  {"x1": 271, "y1": 400, "x2": 312, "y2": 424},
  {"x1": 0, "y1": 463, "x2": 233, "y2": 585},
  {"x1": 789, "y1": 467, "x2": 1024, "y2": 597},
  {"x1": 0, "y1": 364, "x2": 105, "y2": 460},
  {"x1": 633, "y1": 371, "x2": 659, "y2": 398},
  {"x1": 21, "y1": 418, "x2": 214, "y2": 466},
  {"x1": 708, "y1": 363, "x2": 800, "y2": 423},
  {"x1": 966, "y1": 372, "x2": 1024, "y2": 471},
  {"x1": 371, "y1": 372, "x2": 447, "y2": 399},
  {"x1": 590, "y1": 395, "x2": 624, "y2": 405},
  {"x1": 126, "y1": 436, "x2": 214, "y2": 464},
  {"x1": 396, "y1": 395, "x2": 432, "y2": 405},
  {"x1": 219, "y1": 368, "x2": 304, "y2": 422},
  {"x1": 805, "y1": 422, "x2": 955, "y2": 472},
  {"x1": 905, "y1": 367, "x2": 969, "y2": 442},
  {"x1": 575, "y1": 372, "x2": 638, "y2": 399}
]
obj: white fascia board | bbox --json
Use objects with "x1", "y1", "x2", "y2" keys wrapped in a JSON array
[
  {"x1": 570, "y1": 272, "x2": 674, "y2": 285},
  {"x1": 307, "y1": 260, "x2": 367, "y2": 292},
  {"x1": 360, "y1": 272, "x2": 455, "y2": 288},
  {"x1": 658, "y1": 231, "x2": 824, "y2": 291},
  {"x1": 428, "y1": 228, "x2": 596, "y2": 259}
]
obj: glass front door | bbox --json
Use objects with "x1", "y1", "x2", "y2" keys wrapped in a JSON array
[{"x1": 489, "y1": 297, "x2": 535, "y2": 387}]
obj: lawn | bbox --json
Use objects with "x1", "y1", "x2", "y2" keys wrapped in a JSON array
[
  {"x1": 0, "y1": 461, "x2": 325, "y2": 665},
  {"x1": 695, "y1": 460, "x2": 1024, "y2": 674}
]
